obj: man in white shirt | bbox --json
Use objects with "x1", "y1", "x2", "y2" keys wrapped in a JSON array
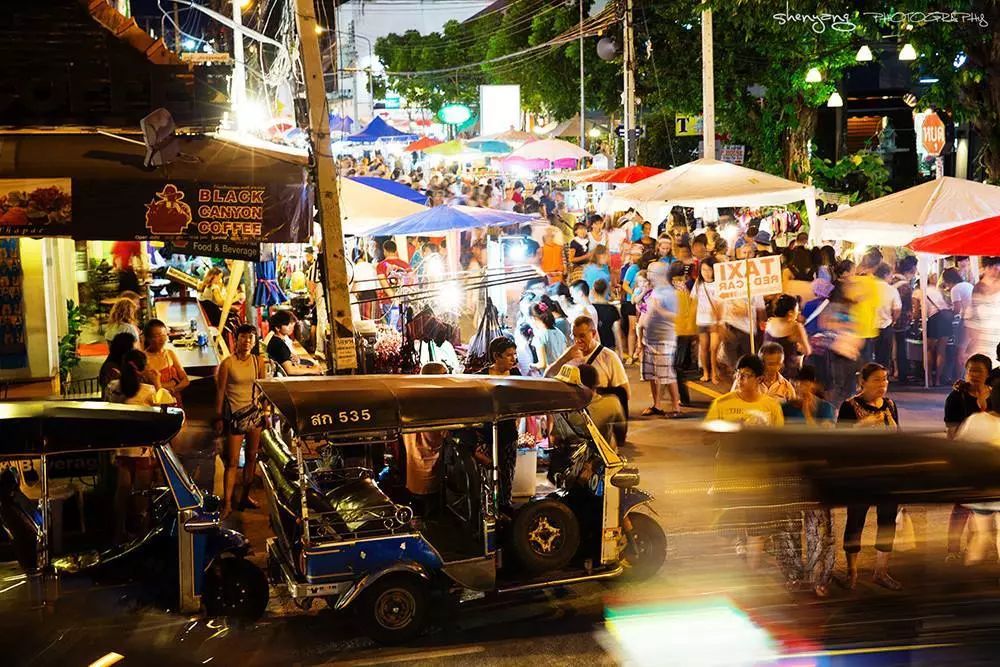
[
  {"x1": 546, "y1": 315, "x2": 631, "y2": 416},
  {"x1": 560, "y1": 280, "x2": 599, "y2": 328},
  {"x1": 873, "y1": 263, "x2": 903, "y2": 369}
]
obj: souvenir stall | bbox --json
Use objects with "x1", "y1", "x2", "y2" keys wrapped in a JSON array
[
  {"x1": 356, "y1": 205, "x2": 539, "y2": 374},
  {"x1": 815, "y1": 177, "x2": 1000, "y2": 387},
  {"x1": 0, "y1": 131, "x2": 313, "y2": 386}
]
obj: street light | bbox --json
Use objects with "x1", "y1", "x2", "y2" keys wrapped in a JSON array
[
  {"x1": 899, "y1": 43, "x2": 917, "y2": 61},
  {"x1": 805, "y1": 67, "x2": 823, "y2": 83},
  {"x1": 855, "y1": 45, "x2": 873, "y2": 62}
]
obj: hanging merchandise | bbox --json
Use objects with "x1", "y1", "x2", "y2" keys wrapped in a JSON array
[
  {"x1": 0, "y1": 239, "x2": 27, "y2": 369},
  {"x1": 372, "y1": 323, "x2": 403, "y2": 372},
  {"x1": 464, "y1": 297, "x2": 506, "y2": 373}
]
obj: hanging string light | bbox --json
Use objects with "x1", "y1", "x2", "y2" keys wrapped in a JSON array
[
  {"x1": 805, "y1": 67, "x2": 823, "y2": 83},
  {"x1": 855, "y1": 45, "x2": 873, "y2": 62},
  {"x1": 899, "y1": 43, "x2": 917, "y2": 61}
]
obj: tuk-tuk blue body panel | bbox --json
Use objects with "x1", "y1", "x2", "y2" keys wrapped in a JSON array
[{"x1": 303, "y1": 534, "x2": 443, "y2": 583}]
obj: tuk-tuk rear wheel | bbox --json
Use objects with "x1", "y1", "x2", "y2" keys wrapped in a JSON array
[{"x1": 356, "y1": 575, "x2": 429, "y2": 645}]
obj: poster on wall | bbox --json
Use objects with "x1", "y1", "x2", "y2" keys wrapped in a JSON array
[
  {"x1": 0, "y1": 238, "x2": 27, "y2": 369},
  {"x1": 0, "y1": 179, "x2": 72, "y2": 238}
]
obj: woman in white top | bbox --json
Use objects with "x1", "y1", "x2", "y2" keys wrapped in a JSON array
[
  {"x1": 198, "y1": 266, "x2": 226, "y2": 326},
  {"x1": 215, "y1": 324, "x2": 266, "y2": 518},
  {"x1": 106, "y1": 349, "x2": 163, "y2": 543},
  {"x1": 105, "y1": 296, "x2": 141, "y2": 343},
  {"x1": 694, "y1": 259, "x2": 723, "y2": 384},
  {"x1": 955, "y1": 385, "x2": 1000, "y2": 564}
]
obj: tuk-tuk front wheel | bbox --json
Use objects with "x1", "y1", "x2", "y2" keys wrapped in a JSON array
[
  {"x1": 203, "y1": 557, "x2": 270, "y2": 622},
  {"x1": 622, "y1": 513, "x2": 667, "y2": 580},
  {"x1": 356, "y1": 574, "x2": 429, "y2": 645}
]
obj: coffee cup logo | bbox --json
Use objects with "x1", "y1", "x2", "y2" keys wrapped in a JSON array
[{"x1": 145, "y1": 184, "x2": 193, "y2": 235}]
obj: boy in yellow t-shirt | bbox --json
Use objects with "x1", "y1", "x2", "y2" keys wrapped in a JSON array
[{"x1": 706, "y1": 354, "x2": 785, "y2": 427}]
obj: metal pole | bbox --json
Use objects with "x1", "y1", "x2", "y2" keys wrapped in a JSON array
[
  {"x1": 623, "y1": 0, "x2": 635, "y2": 166},
  {"x1": 174, "y1": 5, "x2": 182, "y2": 52},
  {"x1": 701, "y1": 6, "x2": 715, "y2": 160},
  {"x1": 579, "y1": 0, "x2": 585, "y2": 150},
  {"x1": 231, "y1": 0, "x2": 247, "y2": 130},
  {"x1": 292, "y1": 0, "x2": 357, "y2": 371}
]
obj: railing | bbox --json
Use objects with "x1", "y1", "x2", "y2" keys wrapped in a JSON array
[{"x1": 60, "y1": 376, "x2": 102, "y2": 399}]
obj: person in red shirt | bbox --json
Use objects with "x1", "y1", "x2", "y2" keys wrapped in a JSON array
[
  {"x1": 376, "y1": 239, "x2": 412, "y2": 300},
  {"x1": 110, "y1": 241, "x2": 143, "y2": 293}
]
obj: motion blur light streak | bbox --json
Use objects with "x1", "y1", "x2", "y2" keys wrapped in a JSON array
[{"x1": 603, "y1": 598, "x2": 779, "y2": 666}]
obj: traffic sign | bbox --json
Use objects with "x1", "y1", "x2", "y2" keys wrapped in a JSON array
[
  {"x1": 615, "y1": 125, "x2": 645, "y2": 139},
  {"x1": 921, "y1": 112, "x2": 946, "y2": 156}
]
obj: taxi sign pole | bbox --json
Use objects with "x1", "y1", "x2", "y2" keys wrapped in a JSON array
[{"x1": 746, "y1": 258, "x2": 755, "y2": 355}]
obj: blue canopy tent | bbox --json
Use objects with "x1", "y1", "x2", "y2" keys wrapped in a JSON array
[
  {"x1": 365, "y1": 205, "x2": 537, "y2": 236},
  {"x1": 345, "y1": 116, "x2": 419, "y2": 144},
  {"x1": 330, "y1": 114, "x2": 354, "y2": 133},
  {"x1": 349, "y1": 176, "x2": 427, "y2": 205}
]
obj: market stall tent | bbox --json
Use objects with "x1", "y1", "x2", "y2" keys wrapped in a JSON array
[
  {"x1": 814, "y1": 177, "x2": 1000, "y2": 246},
  {"x1": 599, "y1": 158, "x2": 816, "y2": 225},
  {"x1": 338, "y1": 177, "x2": 428, "y2": 236},
  {"x1": 345, "y1": 116, "x2": 419, "y2": 144},
  {"x1": 561, "y1": 167, "x2": 609, "y2": 182},
  {"x1": 348, "y1": 176, "x2": 427, "y2": 204}
]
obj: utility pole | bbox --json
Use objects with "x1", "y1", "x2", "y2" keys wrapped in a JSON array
[
  {"x1": 231, "y1": 0, "x2": 248, "y2": 130},
  {"x1": 292, "y1": 0, "x2": 357, "y2": 371},
  {"x1": 622, "y1": 0, "x2": 636, "y2": 166},
  {"x1": 701, "y1": 6, "x2": 715, "y2": 160},
  {"x1": 579, "y1": 0, "x2": 585, "y2": 150},
  {"x1": 174, "y1": 5, "x2": 182, "y2": 52}
]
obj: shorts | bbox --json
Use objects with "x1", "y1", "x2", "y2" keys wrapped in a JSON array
[
  {"x1": 697, "y1": 324, "x2": 716, "y2": 334},
  {"x1": 928, "y1": 311, "x2": 954, "y2": 339},
  {"x1": 640, "y1": 340, "x2": 677, "y2": 383},
  {"x1": 620, "y1": 301, "x2": 637, "y2": 318}
]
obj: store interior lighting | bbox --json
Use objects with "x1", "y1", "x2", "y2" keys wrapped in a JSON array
[{"x1": 855, "y1": 45, "x2": 873, "y2": 62}]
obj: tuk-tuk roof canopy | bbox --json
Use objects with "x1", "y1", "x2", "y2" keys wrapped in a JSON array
[
  {"x1": 0, "y1": 402, "x2": 184, "y2": 457},
  {"x1": 257, "y1": 375, "x2": 593, "y2": 437}
]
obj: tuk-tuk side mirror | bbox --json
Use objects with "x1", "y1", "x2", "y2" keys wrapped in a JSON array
[{"x1": 610, "y1": 465, "x2": 640, "y2": 489}]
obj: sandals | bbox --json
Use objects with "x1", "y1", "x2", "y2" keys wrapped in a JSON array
[{"x1": 641, "y1": 406, "x2": 666, "y2": 417}]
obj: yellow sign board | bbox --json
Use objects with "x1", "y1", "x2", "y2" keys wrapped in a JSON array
[{"x1": 675, "y1": 114, "x2": 703, "y2": 136}]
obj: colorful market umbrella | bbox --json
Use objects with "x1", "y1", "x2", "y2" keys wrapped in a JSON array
[
  {"x1": 584, "y1": 165, "x2": 665, "y2": 184},
  {"x1": 254, "y1": 259, "x2": 286, "y2": 307},
  {"x1": 506, "y1": 138, "x2": 591, "y2": 162},
  {"x1": 403, "y1": 136, "x2": 442, "y2": 152},
  {"x1": 365, "y1": 205, "x2": 537, "y2": 236},
  {"x1": 423, "y1": 139, "x2": 474, "y2": 156},
  {"x1": 489, "y1": 128, "x2": 538, "y2": 144},
  {"x1": 348, "y1": 176, "x2": 426, "y2": 204},
  {"x1": 909, "y1": 215, "x2": 1000, "y2": 255},
  {"x1": 467, "y1": 139, "x2": 513, "y2": 154}
]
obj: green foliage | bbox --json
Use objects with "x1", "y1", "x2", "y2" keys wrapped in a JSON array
[
  {"x1": 810, "y1": 151, "x2": 891, "y2": 203},
  {"x1": 58, "y1": 300, "x2": 86, "y2": 384}
]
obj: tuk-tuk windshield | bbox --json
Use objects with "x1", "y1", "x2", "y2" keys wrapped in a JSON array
[{"x1": 158, "y1": 443, "x2": 204, "y2": 510}]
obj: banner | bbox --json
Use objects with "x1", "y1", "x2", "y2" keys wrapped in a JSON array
[
  {"x1": 0, "y1": 238, "x2": 27, "y2": 369},
  {"x1": 715, "y1": 255, "x2": 782, "y2": 301},
  {"x1": 0, "y1": 179, "x2": 311, "y2": 245}
]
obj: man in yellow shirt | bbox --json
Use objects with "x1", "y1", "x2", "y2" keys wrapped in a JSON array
[
  {"x1": 708, "y1": 354, "x2": 785, "y2": 426},
  {"x1": 850, "y1": 249, "x2": 884, "y2": 346},
  {"x1": 705, "y1": 354, "x2": 784, "y2": 571}
]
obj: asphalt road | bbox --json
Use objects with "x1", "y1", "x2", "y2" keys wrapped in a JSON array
[{"x1": 5, "y1": 374, "x2": 1000, "y2": 665}]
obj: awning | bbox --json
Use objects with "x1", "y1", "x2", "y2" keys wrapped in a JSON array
[
  {"x1": 0, "y1": 132, "x2": 312, "y2": 250},
  {"x1": 909, "y1": 214, "x2": 1000, "y2": 255},
  {"x1": 364, "y1": 205, "x2": 536, "y2": 236}
]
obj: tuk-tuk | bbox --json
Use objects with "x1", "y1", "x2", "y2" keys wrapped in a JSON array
[
  {"x1": 257, "y1": 374, "x2": 665, "y2": 644},
  {"x1": 0, "y1": 401, "x2": 268, "y2": 620}
]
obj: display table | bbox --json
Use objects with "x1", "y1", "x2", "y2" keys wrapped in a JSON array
[{"x1": 154, "y1": 299, "x2": 220, "y2": 376}]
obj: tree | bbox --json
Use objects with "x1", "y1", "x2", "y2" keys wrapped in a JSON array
[{"x1": 907, "y1": 0, "x2": 1000, "y2": 182}]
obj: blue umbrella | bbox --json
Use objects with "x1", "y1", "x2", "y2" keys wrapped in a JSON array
[
  {"x1": 349, "y1": 176, "x2": 427, "y2": 204},
  {"x1": 254, "y1": 260, "x2": 287, "y2": 307},
  {"x1": 365, "y1": 205, "x2": 538, "y2": 236}
]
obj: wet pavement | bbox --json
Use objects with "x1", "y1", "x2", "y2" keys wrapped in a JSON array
[{"x1": 5, "y1": 374, "x2": 1000, "y2": 665}]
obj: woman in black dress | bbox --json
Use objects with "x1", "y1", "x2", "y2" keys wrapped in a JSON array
[{"x1": 837, "y1": 362, "x2": 902, "y2": 590}]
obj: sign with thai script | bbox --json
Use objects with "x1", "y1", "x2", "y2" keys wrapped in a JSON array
[{"x1": 715, "y1": 256, "x2": 783, "y2": 301}]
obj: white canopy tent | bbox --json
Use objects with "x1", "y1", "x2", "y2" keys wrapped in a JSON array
[
  {"x1": 338, "y1": 176, "x2": 428, "y2": 237},
  {"x1": 814, "y1": 176, "x2": 1000, "y2": 388},
  {"x1": 597, "y1": 158, "x2": 818, "y2": 230},
  {"x1": 813, "y1": 177, "x2": 1000, "y2": 246}
]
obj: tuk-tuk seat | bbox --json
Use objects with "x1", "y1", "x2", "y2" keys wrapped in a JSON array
[{"x1": 324, "y1": 478, "x2": 402, "y2": 533}]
